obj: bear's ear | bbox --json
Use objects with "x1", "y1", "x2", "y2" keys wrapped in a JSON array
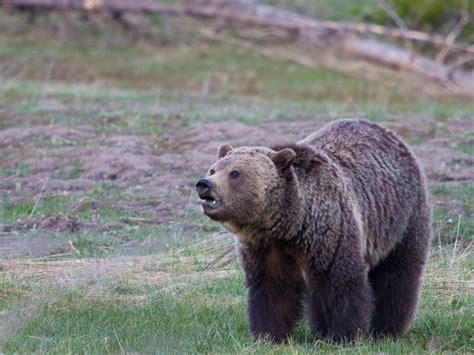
[
  {"x1": 217, "y1": 144, "x2": 233, "y2": 158},
  {"x1": 270, "y1": 148, "x2": 296, "y2": 172}
]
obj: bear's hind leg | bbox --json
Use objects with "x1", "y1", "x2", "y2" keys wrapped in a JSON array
[
  {"x1": 369, "y1": 216, "x2": 430, "y2": 338},
  {"x1": 238, "y1": 242, "x2": 305, "y2": 343}
]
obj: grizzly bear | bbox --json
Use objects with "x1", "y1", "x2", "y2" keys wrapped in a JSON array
[{"x1": 196, "y1": 119, "x2": 431, "y2": 343}]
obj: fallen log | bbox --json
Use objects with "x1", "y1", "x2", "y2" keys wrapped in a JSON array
[
  {"x1": 342, "y1": 37, "x2": 474, "y2": 92},
  {"x1": 3, "y1": 0, "x2": 474, "y2": 93}
]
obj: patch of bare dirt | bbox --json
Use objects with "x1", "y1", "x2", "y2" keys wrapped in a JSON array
[
  {"x1": 388, "y1": 117, "x2": 473, "y2": 182},
  {"x1": 82, "y1": 135, "x2": 159, "y2": 181},
  {"x1": 0, "y1": 214, "x2": 80, "y2": 234},
  {"x1": 415, "y1": 144, "x2": 472, "y2": 182},
  {"x1": 22, "y1": 156, "x2": 65, "y2": 174},
  {"x1": 0, "y1": 126, "x2": 172, "y2": 196},
  {"x1": 6, "y1": 118, "x2": 470, "y2": 197}
]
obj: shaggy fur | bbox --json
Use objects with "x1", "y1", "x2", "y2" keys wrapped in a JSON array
[{"x1": 196, "y1": 119, "x2": 431, "y2": 343}]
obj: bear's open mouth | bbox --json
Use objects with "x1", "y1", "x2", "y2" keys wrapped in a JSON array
[{"x1": 201, "y1": 197, "x2": 222, "y2": 210}]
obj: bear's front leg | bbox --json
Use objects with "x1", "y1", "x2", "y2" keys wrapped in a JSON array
[
  {"x1": 238, "y1": 241, "x2": 305, "y2": 343},
  {"x1": 307, "y1": 256, "x2": 374, "y2": 342}
]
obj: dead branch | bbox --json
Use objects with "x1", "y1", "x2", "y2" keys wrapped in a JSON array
[
  {"x1": 436, "y1": 11, "x2": 471, "y2": 64},
  {"x1": 322, "y1": 20, "x2": 474, "y2": 55},
  {"x1": 378, "y1": 0, "x2": 414, "y2": 52},
  {"x1": 341, "y1": 37, "x2": 473, "y2": 92}
]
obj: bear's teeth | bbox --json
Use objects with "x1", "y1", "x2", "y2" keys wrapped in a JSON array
[{"x1": 201, "y1": 199, "x2": 218, "y2": 205}]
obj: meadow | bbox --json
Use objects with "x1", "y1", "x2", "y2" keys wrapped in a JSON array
[{"x1": 0, "y1": 7, "x2": 472, "y2": 353}]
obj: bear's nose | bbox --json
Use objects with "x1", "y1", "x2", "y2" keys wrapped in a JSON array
[{"x1": 196, "y1": 178, "x2": 212, "y2": 195}]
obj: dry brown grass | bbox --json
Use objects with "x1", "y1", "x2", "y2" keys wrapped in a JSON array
[{"x1": 0, "y1": 232, "x2": 238, "y2": 287}]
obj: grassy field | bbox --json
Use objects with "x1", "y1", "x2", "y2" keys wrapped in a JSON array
[{"x1": 0, "y1": 8, "x2": 473, "y2": 354}]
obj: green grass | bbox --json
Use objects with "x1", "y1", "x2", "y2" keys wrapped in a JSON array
[
  {"x1": 431, "y1": 184, "x2": 473, "y2": 246},
  {"x1": 0, "y1": 279, "x2": 28, "y2": 311},
  {"x1": 0, "y1": 185, "x2": 123, "y2": 224},
  {"x1": 1, "y1": 252, "x2": 472, "y2": 353},
  {"x1": 431, "y1": 184, "x2": 473, "y2": 214},
  {"x1": 1, "y1": 79, "x2": 472, "y2": 137}
]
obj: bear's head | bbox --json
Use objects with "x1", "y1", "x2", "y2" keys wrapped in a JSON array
[{"x1": 196, "y1": 144, "x2": 297, "y2": 229}]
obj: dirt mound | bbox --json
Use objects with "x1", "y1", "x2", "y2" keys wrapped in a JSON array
[
  {"x1": 388, "y1": 117, "x2": 473, "y2": 183},
  {"x1": 82, "y1": 135, "x2": 158, "y2": 181},
  {"x1": 22, "y1": 157, "x2": 65, "y2": 174},
  {"x1": 1, "y1": 126, "x2": 162, "y2": 185},
  {"x1": 0, "y1": 214, "x2": 80, "y2": 234},
  {"x1": 6, "y1": 118, "x2": 471, "y2": 199},
  {"x1": 167, "y1": 120, "x2": 316, "y2": 151},
  {"x1": 416, "y1": 144, "x2": 472, "y2": 182}
]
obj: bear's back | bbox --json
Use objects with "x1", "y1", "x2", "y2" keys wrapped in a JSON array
[{"x1": 300, "y1": 119, "x2": 428, "y2": 265}]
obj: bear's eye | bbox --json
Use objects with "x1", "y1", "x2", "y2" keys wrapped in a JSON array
[
  {"x1": 209, "y1": 169, "x2": 215, "y2": 176},
  {"x1": 229, "y1": 170, "x2": 240, "y2": 179}
]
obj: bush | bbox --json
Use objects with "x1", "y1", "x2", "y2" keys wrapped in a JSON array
[{"x1": 367, "y1": 0, "x2": 474, "y2": 38}]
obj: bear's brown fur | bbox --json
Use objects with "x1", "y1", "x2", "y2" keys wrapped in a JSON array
[{"x1": 196, "y1": 119, "x2": 431, "y2": 343}]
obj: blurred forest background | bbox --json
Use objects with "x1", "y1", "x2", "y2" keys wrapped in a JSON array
[{"x1": 0, "y1": 0, "x2": 472, "y2": 353}]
